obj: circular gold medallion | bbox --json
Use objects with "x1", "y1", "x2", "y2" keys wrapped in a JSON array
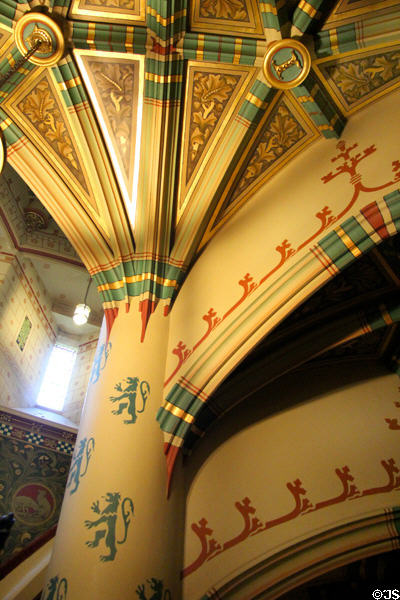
[
  {"x1": 263, "y1": 39, "x2": 311, "y2": 90},
  {"x1": 15, "y1": 13, "x2": 64, "y2": 67}
]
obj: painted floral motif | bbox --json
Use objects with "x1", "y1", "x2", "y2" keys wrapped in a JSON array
[
  {"x1": 231, "y1": 100, "x2": 306, "y2": 201},
  {"x1": 187, "y1": 72, "x2": 240, "y2": 182},
  {"x1": 89, "y1": 62, "x2": 135, "y2": 174},
  {"x1": 199, "y1": 0, "x2": 249, "y2": 21},
  {"x1": 18, "y1": 78, "x2": 86, "y2": 189},
  {"x1": 327, "y1": 50, "x2": 400, "y2": 105}
]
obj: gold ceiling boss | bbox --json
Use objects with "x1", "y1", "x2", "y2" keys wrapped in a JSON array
[{"x1": 263, "y1": 39, "x2": 311, "y2": 90}]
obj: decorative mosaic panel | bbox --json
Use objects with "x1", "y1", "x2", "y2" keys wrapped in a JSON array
[
  {"x1": 316, "y1": 47, "x2": 400, "y2": 114},
  {"x1": 190, "y1": 0, "x2": 264, "y2": 37},
  {"x1": 0, "y1": 410, "x2": 76, "y2": 566},
  {"x1": 16, "y1": 315, "x2": 32, "y2": 352}
]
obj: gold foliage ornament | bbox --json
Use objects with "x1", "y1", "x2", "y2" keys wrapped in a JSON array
[
  {"x1": 15, "y1": 12, "x2": 65, "y2": 67},
  {"x1": 199, "y1": 0, "x2": 249, "y2": 21}
]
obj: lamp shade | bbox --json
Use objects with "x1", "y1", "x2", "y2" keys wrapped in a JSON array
[{"x1": 73, "y1": 303, "x2": 91, "y2": 325}]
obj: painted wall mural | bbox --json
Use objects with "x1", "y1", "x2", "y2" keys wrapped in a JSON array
[
  {"x1": 136, "y1": 578, "x2": 172, "y2": 600},
  {"x1": 84, "y1": 492, "x2": 134, "y2": 561},
  {"x1": 66, "y1": 436, "x2": 95, "y2": 495},
  {"x1": 109, "y1": 377, "x2": 150, "y2": 424},
  {"x1": 182, "y1": 455, "x2": 400, "y2": 578},
  {"x1": 41, "y1": 574, "x2": 68, "y2": 600},
  {"x1": 165, "y1": 140, "x2": 400, "y2": 387},
  {"x1": 0, "y1": 410, "x2": 75, "y2": 566}
]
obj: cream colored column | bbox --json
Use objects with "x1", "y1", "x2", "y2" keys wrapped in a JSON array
[{"x1": 43, "y1": 304, "x2": 184, "y2": 600}]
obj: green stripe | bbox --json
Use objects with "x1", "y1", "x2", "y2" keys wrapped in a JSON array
[{"x1": 385, "y1": 190, "x2": 400, "y2": 231}]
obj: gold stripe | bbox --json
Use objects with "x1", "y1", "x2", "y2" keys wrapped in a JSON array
[
  {"x1": 259, "y1": 2, "x2": 278, "y2": 15},
  {"x1": 196, "y1": 35, "x2": 204, "y2": 60},
  {"x1": 98, "y1": 273, "x2": 178, "y2": 292},
  {"x1": 125, "y1": 27, "x2": 134, "y2": 51},
  {"x1": 297, "y1": 94, "x2": 313, "y2": 103},
  {"x1": 145, "y1": 72, "x2": 182, "y2": 83},
  {"x1": 298, "y1": 0, "x2": 317, "y2": 19},
  {"x1": 318, "y1": 123, "x2": 333, "y2": 132},
  {"x1": 329, "y1": 28, "x2": 339, "y2": 55},
  {"x1": 246, "y1": 92, "x2": 267, "y2": 109},
  {"x1": 58, "y1": 76, "x2": 81, "y2": 90},
  {"x1": 380, "y1": 304, "x2": 393, "y2": 326},
  {"x1": 330, "y1": 113, "x2": 339, "y2": 126},
  {"x1": 336, "y1": 227, "x2": 361, "y2": 258},
  {"x1": 88, "y1": 23, "x2": 96, "y2": 47},
  {"x1": 125, "y1": 273, "x2": 177, "y2": 286},
  {"x1": 164, "y1": 401, "x2": 194, "y2": 424},
  {"x1": 233, "y1": 38, "x2": 242, "y2": 64},
  {"x1": 146, "y1": 7, "x2": 186, "y2": 27}
]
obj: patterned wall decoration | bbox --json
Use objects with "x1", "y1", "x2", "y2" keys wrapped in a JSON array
[
  {"x1": 136, "y1": 578, "x2": 172, "y2": 599},
  {"x1": 179, "y1": 63, "x2": 255, "y2": 218},
  {"x1": 108, "y1": 377, "x2": 150, "y2": 424},
  {"x1": 2, "y1": 71, "x2": 99, "y2": 217},
  {"x1": 70, "y1": 0, "x2": 146, "y2": 25},
  {"x1": 0, "y1": 410, "x2": 76, "y2": 566},
  {"x1": 182, "y1": 455, "x2": 400, "y2": 578},
  {"x1": 84, "y1": 492, "x2": 134, "y2": 561},
  {"x1": 16, "y1": 315, "x2": 32, "y2": 352},
  {"x1": 314, "y1": 46, "x2": 400, "y2": 115},
  {"x1": 207, "y1": 93, "x2": 317, "y2": 234},
  {"x1": 190, "y1": 0, "x2": 264, "y2": 37},
  {"x1": 75, "y1": 52, "x2": 143, "y2": 209},
  {"x1": 42, "y1": 574, "x2": 68, "y2": 600}
]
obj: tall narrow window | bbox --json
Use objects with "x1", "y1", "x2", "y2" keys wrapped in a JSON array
[{"x1": 36, "y1": 344, "x2": 76, "y2": 412}]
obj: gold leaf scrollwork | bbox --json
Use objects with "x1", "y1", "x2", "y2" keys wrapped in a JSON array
[
  {"x1": 89, "y1": 61, "x2": 135, "y2": 174},
  {"x1": 327, "y1": 50, "x2": 400, "y2": 105},
  {"x1": 18, "y1": 79, "x2": 85, "y2": 188},
  {"x1": 199, "y1": 0, "x2": 249, "y2": 21},
  {"x1": 232, "y1": 102, "x2": 306, "y2": 200},
  {"x1": 187, "y1": 71, "x2": 240, "y2": 181}
]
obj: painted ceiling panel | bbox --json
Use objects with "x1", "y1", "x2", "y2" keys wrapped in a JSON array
[
  {"x1": 322, "y1": 0, "x2": 399, "y2": 28},
  {"x1": 70, "y1": 0, "x2": 146, "y2": 25},
  {"x1": 190, "y1": 0, "x2": 265, "y2": 38},
  {"x1": 202, "y1": 91, "x2": 319, "y2": 243},
  {"x1": 314, "y1": 45, "x2": 400, "y2": 115},
  {"x1": 178, "y1": 62, "x2": 256, "y2": 220},
  {"x1": 75, "y1": 51, "x2": 144, "y2": 224},
  {"x1": 3, "y1": 70, "x2": 93, "y2": 201}
]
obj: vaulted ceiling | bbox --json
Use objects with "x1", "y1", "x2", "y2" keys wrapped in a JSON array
[{"x1": 0, "y1": 0, "x2": 399, "y2": 316}]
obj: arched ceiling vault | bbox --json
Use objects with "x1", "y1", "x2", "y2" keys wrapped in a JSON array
[{"x1": 0, "y1": 0, "x2": 400, "y2": 325}]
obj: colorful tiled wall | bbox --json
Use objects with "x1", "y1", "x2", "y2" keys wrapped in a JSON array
[{"x1": 0, "y1": 251, "x2": 56, "y2": 409}]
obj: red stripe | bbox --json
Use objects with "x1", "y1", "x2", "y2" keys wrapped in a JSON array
[{"x1": 361, "y1": 201, "x2": 390, "y2": 239}]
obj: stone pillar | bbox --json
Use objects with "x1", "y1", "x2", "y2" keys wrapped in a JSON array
[{"x1": 43, "y1": 304, "x2": 184, "y2": 599}]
